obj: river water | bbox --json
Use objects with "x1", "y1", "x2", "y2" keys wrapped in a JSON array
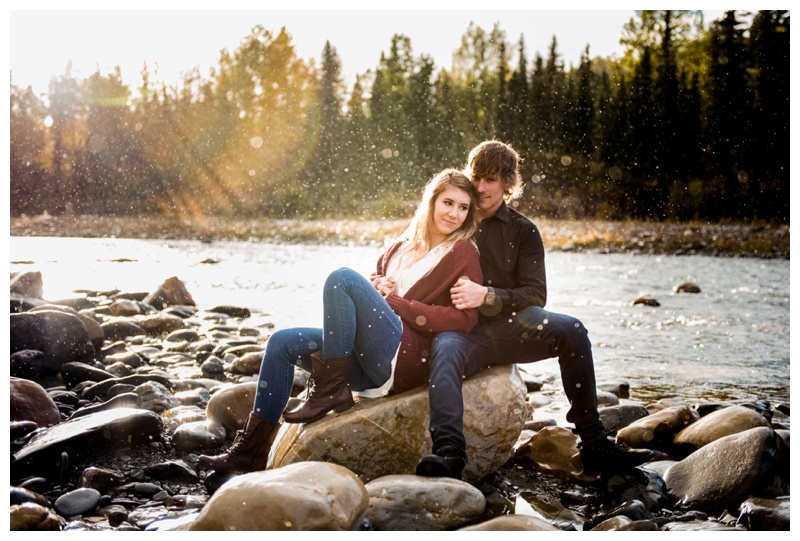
[{"x1": 10, "y1": 236, "x2": 790, "y2": 411}]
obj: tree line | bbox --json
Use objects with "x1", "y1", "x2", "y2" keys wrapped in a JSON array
[{"x1": 9, "y1": 10, "x2": 789, "y2": 224}]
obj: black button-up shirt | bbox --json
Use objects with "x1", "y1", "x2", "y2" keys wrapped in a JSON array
[{"x1": 474, "y1": 202, "x2": 547, "y2": 319}]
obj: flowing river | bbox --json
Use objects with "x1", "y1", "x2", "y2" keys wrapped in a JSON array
[{"x1": 10, "y1": 236, "x2": 790, "y2": 410}]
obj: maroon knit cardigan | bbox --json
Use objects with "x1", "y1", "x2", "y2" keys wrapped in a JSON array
[{"x1": 375, "y1": 239, "x2": 483, "y2": 393}]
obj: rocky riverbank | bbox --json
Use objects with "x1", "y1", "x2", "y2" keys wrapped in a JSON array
[
  {"x1": 9, "y1": 272, "x2": 791, "y2": 531},
  {"x1": 9, "y1": 213, "x2": 791, "y2": 258}
]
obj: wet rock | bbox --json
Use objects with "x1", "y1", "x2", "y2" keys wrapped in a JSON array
[
  {"x1": 10, "y1": 310, "x2": 96, "y2": 375},
  {"x1": 200, "y1": 356, "x2": 225, "y2": 376},
  {"x1": 109, "y1": 299, "x2": 147, "y2": 317},
  {"x1": 10, "y1": 486, "x2": 52, "y2": 507},
  {"x1": 77, "y1": 467, "x2": 125, "y2": 492},
  {"x1": 10, "y1": 349, "x2": 47, "y2": 380},
  {"x1": 597, "y1": 390, "x2": 619, "y2": 406},
  {"x1": 10, "y1": 502, "x2": 66, "y2": 531},
  {"x1": 134, "y1": 381, "x2": 180, "y2": 413},
  {"x1": 269, "y1": 365, "x2": 528, "y2": 483},
  {"x1": 12, "y1": 408, "x2": 164, "y2": 481},
  {"x1": 674, "y1": 282, "x2": 701, "y2": 293},
  {"x1": 29, "y1": 304, "x2": 105, "y2": 350},
  {"x1": 172, "y1": 420, "x2": 226, "y2": 453},
  {"x1": 616, "y1": 404, "x2": 700, "y2": 452},
  {"x1": 598, "y1": 380, "x2": 630, "y2": 398},
  {"x1": 207, "y1": 305, "x2": 251, "y2": 318},
  {"x1": 365, "y1": 475, "x2": 485, "y2": 530},
  {"x1": 673, "y1": 404, "x2": 771, "y2": 452},
  {"x1": 80, "y1": 373, "x2": 172, "y2": 400},
  {"x1": 605, "y1": 468, "x2": 670, "y2": 512},
  {"x1": 458, "y1": 514, "x2": 561, "y2": 531},
  {"x1": 204, "y1": 382, "x2": 257, "y2": 436},
  {"x1": 97, "y1": 504, "x2": 129, "y2": 527},
  {"x1": 188, "y1": 462, "x2": 368, "y2": 531},
  {"x1": 59, "y1": 361, "x2": 115, "y2": 388},
  {"x1": 165, "y1": 329, "x2": 200, "y2": 343},
  {"x1": 138, "y1": 313, "x2": 187, "y2": 335},
  {"x1": 10, "y1": 270, "x2": 44, "y2": 298},
  {"x1": 70, "y1": 392, "x2": 140, "y2": 420},
  {"x1": 54, "y1": 487, "x2": 101, "y2": 517},
  {"x1": 591, "y1": 515, "x2": 634, "y2": 530},
  {"x1": 664, "y1": 427, "x2": 790, "y2": 513},
  {"x1": 738, "y1": 496, "x2": 790, "y2": 531},
  {"x1": 10, "y1": 377, "x2": 61, "y2": 427},
  {"x1": 144, "y1": 459, "x2": 198, "y2": 484},
  {"x1": 143, "y1": 276, "x2": 196, "y2": 310},
  {"x1": 227, "y1": 350, "x2": 264, "y2": 376},
  {"x1": 599, "y1": 403, "x2": 651, "y2": 433},
  {"x1": 101, "y1": 318, "x2": 147, "y2": 341},
  {"x1": 514, "y1": 425, "x2": 581, "y2": 479},
  {"x1": 632, "y1": 295, "x2": 660, "y2": 306}
]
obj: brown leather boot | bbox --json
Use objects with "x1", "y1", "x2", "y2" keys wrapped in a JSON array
[
  {"x1": 283, "y1": 354, "x2": 354, "y2": 424},
  {"x1": 198, "y1": 411, "x2": 280, "y2": 473}
]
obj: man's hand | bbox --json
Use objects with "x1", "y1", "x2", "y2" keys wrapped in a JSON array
[{"x1": 450, "y1": 277, "x2": 488, "y2": 310}]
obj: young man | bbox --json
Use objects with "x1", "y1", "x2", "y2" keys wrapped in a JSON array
[{"x1": 415, "y1": 141, "x2": 653, "y2": 480}]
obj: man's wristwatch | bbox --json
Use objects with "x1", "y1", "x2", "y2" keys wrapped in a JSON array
[{"x1": 484, "y1": 287, "x2": 497, "y2": 306}]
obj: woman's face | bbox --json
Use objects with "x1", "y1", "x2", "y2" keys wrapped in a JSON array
[{"x1": 430, "y1": 185, "x2": 472, "y2": 244}]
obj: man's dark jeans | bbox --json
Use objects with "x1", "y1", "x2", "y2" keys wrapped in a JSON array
[{"x1": 427, "y1": 305, "x2": 605, "y2": 454}]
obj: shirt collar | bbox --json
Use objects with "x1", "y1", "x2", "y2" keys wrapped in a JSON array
[{"x1": 485, "y1": 201, "x2": 510, "y2": 223}]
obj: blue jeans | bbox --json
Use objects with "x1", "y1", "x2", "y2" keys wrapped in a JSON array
[
  {"x1": 427, "y1": 305, "x2": 605, "y2": 453},
  {"x1": 253, "y1": 268, "x2": 402, "y2": 422}
]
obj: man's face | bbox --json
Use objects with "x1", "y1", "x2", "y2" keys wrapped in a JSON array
[{"x1": 471, "y1": 175, "x2": 505, "y2": 217}]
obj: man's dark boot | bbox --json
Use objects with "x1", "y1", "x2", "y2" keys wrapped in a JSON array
[
  {"x1": 283, "y1": 355, "x2": 354, "y2": 424},
  {"x1": 415, "y1": 445, "x2": 467, "y2": 481},
  {"x1": 198, "y1": 411, "x2": 280, "y2": 473},
  {"x1": 578, "y1": 436, "x2": 654, "y2": 475}
]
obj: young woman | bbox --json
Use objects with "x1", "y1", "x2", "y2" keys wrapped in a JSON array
[{"x1": 199, "y1": 169, "x2": 483, "y2": 474}]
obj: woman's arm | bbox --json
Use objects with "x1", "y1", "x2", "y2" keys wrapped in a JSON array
[{"x1": 384, "y1": 241, "x2": 482, "y2": 334}]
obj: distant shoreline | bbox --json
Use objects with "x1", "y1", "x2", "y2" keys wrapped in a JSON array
[{"x1": 10, "y1": 214, "x2": 790, "y2": 259}]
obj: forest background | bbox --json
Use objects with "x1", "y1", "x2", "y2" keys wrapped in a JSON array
[{"x1": 9, "y1": 10, "x2": 790, "y2": 227}]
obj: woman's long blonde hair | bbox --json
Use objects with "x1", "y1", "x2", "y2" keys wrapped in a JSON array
[{"x1": 398, "y1": 168, "x2": 479, "y2": 265}]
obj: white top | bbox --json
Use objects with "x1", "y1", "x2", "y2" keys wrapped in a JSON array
[{"x1": 355, "y1": 241, "x2": 450, "y2": 399}]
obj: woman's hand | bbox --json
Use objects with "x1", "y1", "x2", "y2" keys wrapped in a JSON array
[{"x1": 370, "y1": 273, "x2": 396, "y2": 297}]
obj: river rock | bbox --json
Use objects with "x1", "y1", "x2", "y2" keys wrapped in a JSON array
[
  {"x1": 144, "y1": 460, "x2": 198, "y2": 484},
  {"x1": 268, "y1": 365, "x2": 528, "y2": 483},
  {"x1": 673, "y1": 404, "x2": 771, "y2": 452},
  {"x1": 172, "y1": 420, "x2": 227, "y2": 452},
  {"x1": 204, "y1": 382, "x2": 257, "y2": 436},
  {"x1": 632, "y1": 295, "x2": 660, "y2": 306},
  {"x1": 227, "y1": 350, "x2": 264, "y2": 376},
  {"x1": 134, "y1": 381, "x2": 180, "y2": 413},
  {"x1": 514, "y1": 425, "x2": 581, "y2": 479},
  {"x1": 138, "y1": 313, "x2": 187, "y2": 335},
  {"x1": 616, "y1": 404, "x2": 700, "y2": 451},
  {"x1": 737, "y1": 496, "x2": 790, "y2": 531},
  {"x1": 188, "y1": 462, "x2": 369, "y2": 531},
  {"x1": 9, "y1": 502, "x2": 66, "y2": 531},
  {"x1": 458, "y1": 514, "x2": 562, "y2": 531},
  {"x1": 10, "y1": 270, "x2": 44, "y2": 298},
  {"x1": 664, "y1": 427, "x2": 790, "y2": 513},
  {"x1": 143, "y1": 276, "x2": 196, "y2": 310},
  {"x1": 59, "y1": 361, "x2": 115, "y2": 388},
  {"x1": 109, "y1": 299, "x2": 147, "y2": 317},
  {"x1": 77, "y1": 467, "x2": 125, "y2": 492},
  {"x1": 54, "y1": 487, "x2": 102, "y2": 517},
  {"x1": 10, "y1": 377, "x2": 61, "y2": 427},
  {"x1": 101, "y1": 318, "x2": 147, "y2": 341},
  {"x1": 10, "y1": 310, "x2": 96, "y2": 376},
  {"x1": 599, "y1": 403, "x2": 652, "y2": 433},
  {"x1": 11, "y1": 408, "x2": 164, "y2": 481},
  {"x1": 30, "y1": 304, "x2": 105, "y2": 350},
  {"x1": 674, "y1": 282, "x2": 701, "y2": 293},
  {"x1": 207, "y1": 305, "x2": 251, "y2": 318},
  {"x1": 10, "y1": 349, "x2": 48, "y2": 381},
  {"x1": 364, "y1": 475, "x2": 485, "y2": 531}
]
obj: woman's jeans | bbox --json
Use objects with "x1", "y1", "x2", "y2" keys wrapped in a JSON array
[
  {"x1": 253, "y1": 268, "x2": 402, "y2": 422},
  {"x1": 427, "y1": 306, "x2": 605, "y2": 454}
]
